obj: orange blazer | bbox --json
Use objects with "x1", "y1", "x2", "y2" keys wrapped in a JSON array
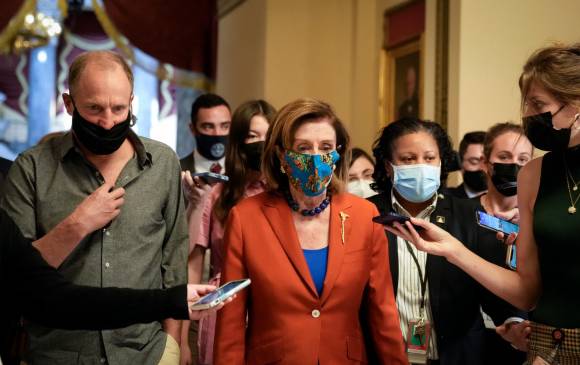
[{"x1": 214, "y1": 192, "x2": 407, "y2": 365}]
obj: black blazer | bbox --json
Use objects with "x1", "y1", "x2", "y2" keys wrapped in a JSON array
[
  {"x1": 179, "y1": 152, "x2": 196, "y2": 172},
  {"x1": 368, "y1": 192, "x2": 517, "y2": 365},
  {"x1": 442, "y1": 183, "x2": 469, "y2": 199}
]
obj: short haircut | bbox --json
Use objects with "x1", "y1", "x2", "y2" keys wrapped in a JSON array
[
  {"x1": 68, "y1": 51, "x2": 133, "y2": 97},
  {"x1": 262, "y1": 98, "x2": 351, "y2": 194},
  {"x1": 190, "y1": 93, "x2": 231, "y2": 126},
  {"x1": 458, "y1": 131, "x2": 486, "y2": 161}
]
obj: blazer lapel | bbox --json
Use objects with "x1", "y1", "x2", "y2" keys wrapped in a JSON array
[
  {"x1": 262, "y1": 194, "x2": 318, "y2": 297},
  {"x1": 426, "y1": 193, "x2": 450, "y2": 315},
  {"x1": 320, "y1": 195, "x2": 351, "y2": 304}
]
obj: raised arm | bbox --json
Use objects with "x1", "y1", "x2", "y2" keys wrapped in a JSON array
[
  {"x1": 386, "y1": 158, "x2": 543, "y2": 311},
  {"x1": 1, "y1": 154, "x2": 125, "y2": 268}
]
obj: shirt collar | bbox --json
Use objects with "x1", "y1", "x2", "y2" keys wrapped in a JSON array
[
  {"x1": 463, "y1": 183, "x2": 486, "y2": 199},
  {"x1": 391, "y1": 189, "x2": 438, "y2": 219},
  {"x1": 194, "y1": 148, "x2": 225, "y2": 172},
  {"x1": 58, "y1": 130, "x2": 152, "y2": 168}
]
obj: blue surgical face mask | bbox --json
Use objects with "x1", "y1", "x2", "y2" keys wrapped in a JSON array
[
  {"x1": 282, "y1": 150, "x2": 340, "y2": 196},
  {"x1": 391, "y1": 163, "x2": 441, "y2": 203}
]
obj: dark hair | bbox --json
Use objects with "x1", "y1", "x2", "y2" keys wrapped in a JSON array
[
  {"x1": 350, "y1": 147, "x2": 374, "y2": 168},
  {"x1": 263, "y1": 98, "x2": 351, "y2": 193},
  {"x1": 213, "y1": 100, "x2": 276, "y2": 223},
  {"x1": 371, "y1": 117, "x2": 454, "y2": 194},
  {"x1": 458, "y1": 131, "x2": 486, "y2": 161},
  {"x1": 190, "y1": 93, "x2": 231, "y2": 127},
  {"x1": 483, "y1": 122, "x2": 530, "y2": 160}
]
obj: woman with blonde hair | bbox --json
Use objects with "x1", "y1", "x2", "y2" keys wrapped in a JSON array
[
  {"x1": 386, "y1": 44, "x2": 580, "y2": 363},
  {"x1": 213, "y1": 98, "x2": 406, "y2": 364}
]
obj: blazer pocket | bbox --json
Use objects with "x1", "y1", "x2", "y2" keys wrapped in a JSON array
[
  {"x1": 346, "y1": 335, "x2": 368, "y2": 363},
  {"x1": 248, "y1": 337, "x2": 286, "y2": 364},
  {"x1": 343, "y1": 248, "x2": 370, "y2": 264}
]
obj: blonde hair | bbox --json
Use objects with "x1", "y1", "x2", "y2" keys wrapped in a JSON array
[
  {"x1": 68, "y1": 51, "x2": 134, "y2": 97},
  {"x1": 519, "y1": 43, "x2": 580, "y2": 111},
  {"x1": 262, "y1": 98, "x2": 351, "y2": 193}
]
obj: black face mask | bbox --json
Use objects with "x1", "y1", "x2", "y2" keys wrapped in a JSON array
[
  {"x1": 71, "y1": 106, "x2": 132, "y2": 155},
  {"x1": 195, "y1": 134, "x2": 228, "y2": 161},
  {"x1": 491, "y1": 163, "x2": 520, "y2": 197},
  {"x1": 241, "y1": 141, "x2": 265, "y2": 171},
  {"x1": 462, "y1": 170, "x2": 487, "y2": 192},
  {"x1": 523, "y1": 110, "x2": 571, "y2": 152}
]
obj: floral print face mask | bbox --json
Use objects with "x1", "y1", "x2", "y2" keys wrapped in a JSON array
[{"x1": 282, "y1": 150, "x2": 340, "y2": 196}]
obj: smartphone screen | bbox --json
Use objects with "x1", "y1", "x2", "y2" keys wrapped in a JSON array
[
  {"x1": 506, "y1": 244, "x2": 517, "y2": 270},
  {"x1": 191, "y1": 279, "x2": 250, "y2": 308},
  {"x1": 476, "y1": 211, "x2": 519, "y2": 235}
]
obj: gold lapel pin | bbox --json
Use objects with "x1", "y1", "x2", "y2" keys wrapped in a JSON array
[
  {"x1": 435, "y1": 215, "x2": 445, "y2": 224},
  {"x1": 339, "y1": 211, "x2": 349, "y2": 245}
]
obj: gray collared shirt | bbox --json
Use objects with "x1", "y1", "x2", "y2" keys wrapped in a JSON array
[{"x1": 1, "y1": 131, "x2": 188, "y2": 365}]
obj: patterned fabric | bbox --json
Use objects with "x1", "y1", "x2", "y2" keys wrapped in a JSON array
[
  {"x1": 282, "y1": 150, "x2": 339, "y2": 196},
  {"x1": 528, "y1": 322, "x2": 580, "y2": 364}
]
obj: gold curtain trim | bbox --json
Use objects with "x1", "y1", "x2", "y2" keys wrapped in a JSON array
[
  {"x1": 58, "y1": 0, "x2": 68, "y2": 20},
  {"x1": 91, "y1": 0, "x2": 213, "y2": 91},
  {"x1": 91, "y1": 0, "x2": 134, "y2": 60},
  {"x1": 0, "y1": 0, "x2": 38, "y2": 54}
]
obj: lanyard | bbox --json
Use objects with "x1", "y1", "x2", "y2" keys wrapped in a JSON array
[{"x1": 404, "y1": 240, "x2": 428, "y2": 319}]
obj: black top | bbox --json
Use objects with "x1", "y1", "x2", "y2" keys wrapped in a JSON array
[
  {"x1": 532, "y1": 148, "x2": 580, "y2": 328},
  {"x1": 443, "y1": 183, "x2": 469, "y2": 199},
  {"x1": 369, "y1": 192, "x2": 520, "y2": 365},
  {"x1": 473, "y1": 199, "x2": 528, "y2": 322},
  {"x1": 0, "y1": 208, "x2": 188, "y2": 361},
  {"x1": 180, "y1": 152, "x2": 196, "y2": 173}
]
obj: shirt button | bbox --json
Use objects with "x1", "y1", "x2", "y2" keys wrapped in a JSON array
[
  {"x1": 105, "y1": 262, "x2": 110, "y2": 268},
  {"x1": 105, "y1": 230, "x2": 110, "y2": 236},
  {"x1": 311, "y1": 309, "x2": 320, "y2": 318},
  {"x1": 100, "y1": 358, "x2": 106, "y2": 364}
]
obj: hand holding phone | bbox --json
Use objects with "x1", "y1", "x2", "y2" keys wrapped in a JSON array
[
  {"x1": 476, "y1": 211, "x2": 519, "y2": 269},
  {"x1": 190, "y1": 279, "x2": 250, "y2": 311},
  {"x1": 476, "y1": 210, "x2": 519, "y2": 235}
]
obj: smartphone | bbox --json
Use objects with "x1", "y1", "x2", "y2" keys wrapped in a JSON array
[
  {"x1": 190, "y1": 279, "x2": 251, "y2": 311},
  {"x1": 372, "y1": 212, "x2": 423, "y2": 231},
  {"x1": 475, "y1": 211, "x2": 519, "y2": 235},
  {"x1": 193, "y1": 172, "x2": 229, "y2": 184},
  {"x1": 506, "y1": 244, "x2": 517, "y2": 270}
]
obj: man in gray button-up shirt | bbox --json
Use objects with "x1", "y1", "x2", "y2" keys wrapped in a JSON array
[{"x1": 0, "y1": 51, "x2": 187, "y2": 364}]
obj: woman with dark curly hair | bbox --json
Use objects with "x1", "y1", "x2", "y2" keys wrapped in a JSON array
[{"x1": 368, "y1": 117, "x2": 520, "y2": 365}]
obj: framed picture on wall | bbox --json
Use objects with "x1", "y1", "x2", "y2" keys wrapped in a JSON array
[{"x1": 380, "y1": 37, "x2": 424, "y2": 125}]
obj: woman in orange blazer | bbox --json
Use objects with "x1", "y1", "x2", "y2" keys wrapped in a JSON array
[{"x1": 214, "y1": 98, "x2": 407, "y2": 365}]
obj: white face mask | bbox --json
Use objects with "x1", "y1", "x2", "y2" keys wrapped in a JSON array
[{"x1": 347, "y1": 179, "x2": 376, "y2": 198}]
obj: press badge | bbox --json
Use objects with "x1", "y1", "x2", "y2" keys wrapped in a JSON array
[{"x1": 406, "y1": 319, "x2": 431, "y2": 364}]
